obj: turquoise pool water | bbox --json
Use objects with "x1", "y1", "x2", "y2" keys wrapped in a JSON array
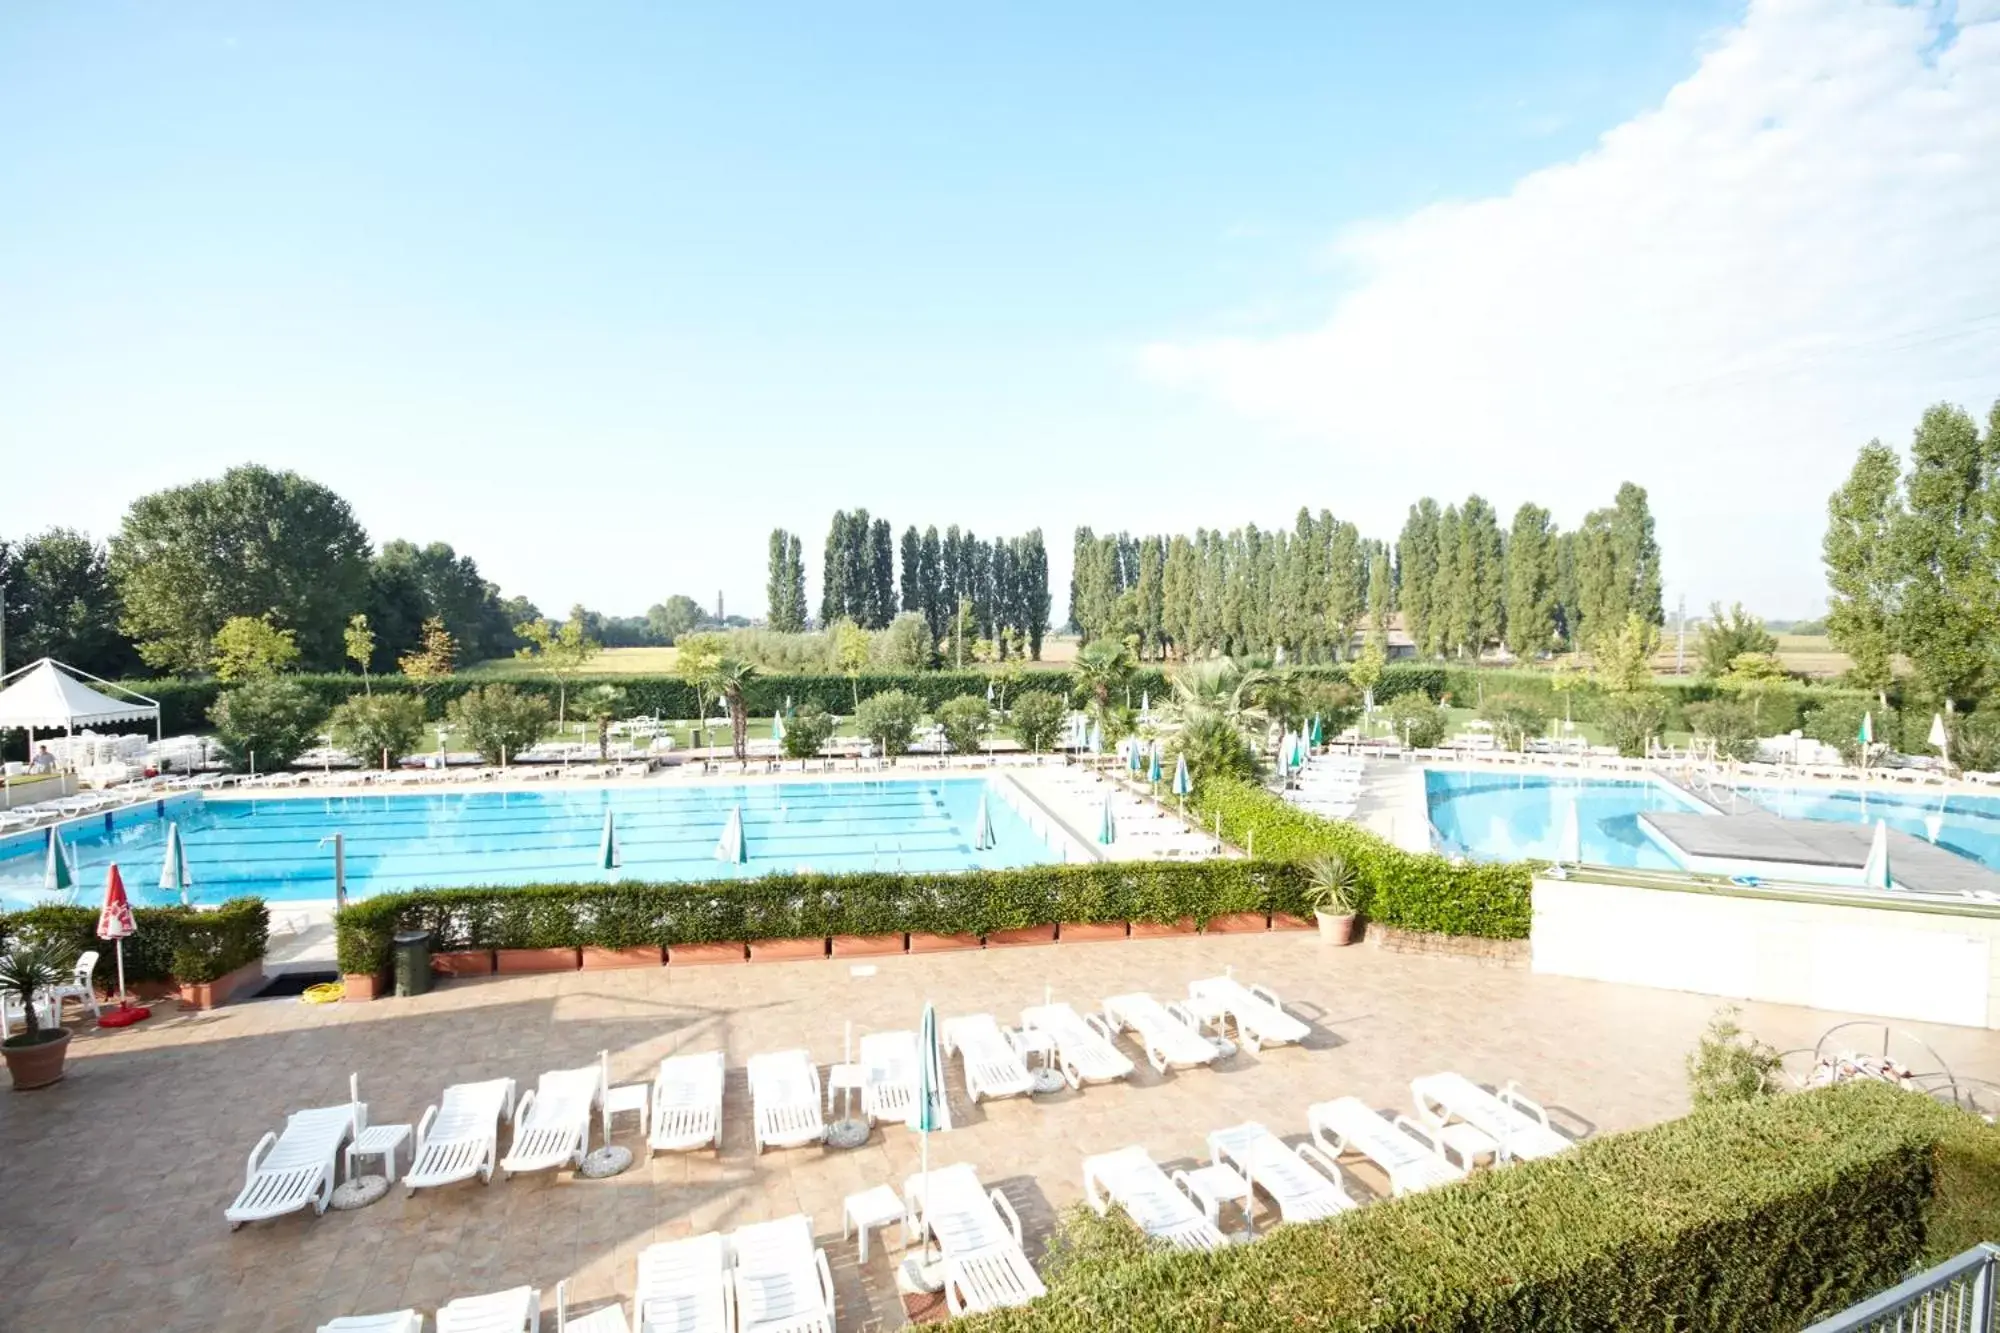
[
  {"x1": 0, "y1": 780, "x2": 1057, "y2": 907},
  {"x1": 1425, "y1": 770, "x2": 1707, "y2": 869},
  {"x1": 1733, "y1": 784, "x2": 2000, "y2": 871}
]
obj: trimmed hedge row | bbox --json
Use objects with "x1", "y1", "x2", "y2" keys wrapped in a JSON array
[
  {"x1": 971, "y1": 1081, "x2": 2000, "y2": 1333},
  {"x1": 0, "y1": 897, "x2": 270, "y2": 984},
  {"x1": 1192, "y1": 776, "x2": 1534, "y2": 938},
  {"x1": 1438, "y1": 665, "x2": 1878, "y2": 736},
  {"x1": 332, "y1": 861, "x2": 1309, "y2": 975}
]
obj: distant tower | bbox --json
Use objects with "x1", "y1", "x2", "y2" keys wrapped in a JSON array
[{"x1": 716, "y1": 590, "x2": 724, "y2": 623}]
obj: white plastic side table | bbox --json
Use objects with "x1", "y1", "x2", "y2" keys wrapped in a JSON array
[
  {"x1": 1174, "y1": 1162, "x2": 1254, "y2": 1235},
  {"x1": 345, "y1": 1124, "x2": 412, "y2": 1183},
  {"x1": 826, "y1": 1062, "x2": 867, "y2": 1119},
  {"x1": 842, "y1": 1184, "x2": 906, "y2": 1262},
  {"x1": 602, "y1": 1082, "x2": 649, "y2": 1142}
]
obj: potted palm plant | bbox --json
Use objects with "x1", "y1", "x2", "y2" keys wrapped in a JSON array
[
  {"x1": 1, "y1": 943, "x2": 74, "y2": 1089},
  {"x1": 1304, "y1": 855, "x2": 1360, "y2": 946}
]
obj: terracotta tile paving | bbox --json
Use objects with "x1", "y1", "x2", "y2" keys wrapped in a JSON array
[{"x1": 6, "y1": 933, "x2": 2000, "y2": 1332}]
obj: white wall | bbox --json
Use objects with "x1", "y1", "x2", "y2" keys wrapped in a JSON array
[{"x1": 1532, "y1": 876, "x2": 2000, "y2": 1029}]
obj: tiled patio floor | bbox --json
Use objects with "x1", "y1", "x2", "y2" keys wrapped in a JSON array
[{"x1": 6, "y1": 933, "x2": 1999, "y2": 1333}]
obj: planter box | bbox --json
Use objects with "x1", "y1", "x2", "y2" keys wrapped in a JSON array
[
  {"x1": 907, "y1": 932, "x2": 982, "y2": 953},
  {"x1": 749, "y1": 937, "x2": 828, "y2": 963},
  {"x1": 1129, "y1": 918, "x2": 1198, "y2": 938},
  {"x1": 1203, "y1": 912, "x2": 1270, "y2": 935},
  {"x1": 580, "y1": 946, "x2": 664, "y2": 970},
  {"x1": 432, "y1": 950, "x2": 495, "y2": 977},
  {"x1": 985, "y1": 924, "x2": 1058, "y2": 948},
  {"x1": 342, "y1": 972, "x2": 384, "y2": 1002},
  {"x1": 178, "y1": 959, "x2": 264, "y2": 1011},
  {"x1": 669, "y1": 942, "x2": 747, "y2": 965},
  {"x1": 131, "y1": 980, "x2": 179, "y2": 1002},
  {"x1": 1270, "y1": 912, "x2": 1314, "y2": 932},
  {"x1": 830, "y1": 933, "x2": 906, "y2": 957},
  {"x1": 1059, "y1": 921, "x2": 1128, "y2": 942},
  {"x1": 495, "y1": 948, "x2": 581, "y2": 974}
]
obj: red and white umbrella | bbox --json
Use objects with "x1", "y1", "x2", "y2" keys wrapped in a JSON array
[{"x1": 95, "y1": 864, "x2": 150, "y2": 1026}]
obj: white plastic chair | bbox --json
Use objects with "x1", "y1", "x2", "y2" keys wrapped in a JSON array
[
  {"x1": 648, "y1": 1051, "x2": 724, "y2": 1154},
  {"x1": 49, "y1": 949, "x2": 99, "y2": 1019}
]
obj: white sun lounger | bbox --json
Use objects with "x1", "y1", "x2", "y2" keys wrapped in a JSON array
[
  {"x1": 225, "y1": 1074, "x2": 364, "y2": 1228},
  {"x1": 648, "y1": 1051, "x2": 725, "y2": 1154},
  {"x1": 319, "y1": 1314, "x2": 422, "y2": 1333},
  {"x1": 904, "y1": 1162, "x2": 1047, "y2": 1316},
  {"x1": 405, "y1": 1077, "x2": 518, "y2": 1193},
  {"x1": 556, "y1": 1279, "x2": 632, "y2": 1333},
  {"x1": 1207, "y1": 1121, "x2": 1356, "y2": 1224},
  {"x1": 1410, "y1": 1072, "x2": 1572, "y2": 1163},
  {"x1": 630, "y1": 1232, "x2": 732, "y2": 1333},
  {"x1": 437, "y1": 1284, "x2": 540, "y2": 1332},
  {"x1": 1187, "y1": 975, "x2": 1309, "y2": 1052},
  {"x1": 1020, "y1": 1001, "x2": 1134, "y2": 1089},
  {"x1": 501, "y1": 1060, "x2": 605, "y2": 1178},
  {"x1": 1082, "y1": 1145, "x2": 1225, "y2": 1252},
  {"x1": 727, "y1": 1214, "x2": 836, "y2": 1333},
  {"x1": 942, "y1": 1013, "x2": 1034, "y2": 1103},
  {"x1": 1101, "y1": 993, "x2": 1221, "y2": 1074},
  {"x1": 748, "y1": 1049, "x2": 826, "y2": 1152},
  {"x1": 1308, "y1": 1096, "x2": 1465, "y2": 1196},
  {"x1": 860, "y1": 1029, "x2": 921, "y2": 1126}
]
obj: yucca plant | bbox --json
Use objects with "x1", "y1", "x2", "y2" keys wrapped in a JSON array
[
  {"x1": 0, "y1": 943, "x2": 69, "y2": 1047},
  {"x1": 1302, "y1": 855, "x2": 1358, "y2": 916}
]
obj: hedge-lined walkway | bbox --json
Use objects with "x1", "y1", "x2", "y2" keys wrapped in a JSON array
[{"x1": 4, "y1": 932, "x2": 1998, "y2": 1333}]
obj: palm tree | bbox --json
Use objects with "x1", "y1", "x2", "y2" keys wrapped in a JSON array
[
  {"x1": 1072, "y1": 639, "x2": 1135, "y2": 725},
  {"x1": 569, "y1": 684, "x2": 629, "y2": 762},
  {"x1": 1168, "y1": 659, "x2": 1268, "y2": 734},
  {"x1": 705, "y1": 657, "x2": 760, "y2": 761}
]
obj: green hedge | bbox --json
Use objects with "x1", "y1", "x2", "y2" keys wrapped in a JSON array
[
  {"x1": 1438, "y1": 666, "x2": 1878, "y2": 736},
  {"x1": 1192, "y1": 776, "x2": 1533, "y2": 938},
  {"x1": 333, "y1": 861, "x2": 1306, "y2": 975},
  {"x1": 0, "y1": 897, "x2": 270, "y2": 985},
  {"x1": 968, "y1": 1081, "x2": 2000, "y2": 1333}
]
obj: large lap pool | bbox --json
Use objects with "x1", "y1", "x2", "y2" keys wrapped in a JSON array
[
  {"x1": 0, "y1": 779, "x2": 1059, "y2": 907},
  {"x1": 1425, "y1": 769, "x2": 1708, "y2": 869}
]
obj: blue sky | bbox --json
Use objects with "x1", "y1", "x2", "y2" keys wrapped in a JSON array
[{"x1": 5, "y1": 1, "x2": 1994, "y2": 623}]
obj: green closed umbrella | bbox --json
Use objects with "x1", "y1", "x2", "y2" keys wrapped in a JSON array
[
  {"x1": 1098, "y1": 794, "x2": 1117, "y2": 845},
  {"x1": 599, "y1": 809, "x2": 621, "y2": 871},
  {"x1": 715, "y1": 805, "x2": 747, "y2": 863},
  {"x1": 971, "y1": 793, "x2": 996, "y2": 851},
  {"x1": 1148, "y1": 747, "x2": 1163, "y2": 785},
  {"x1": 772, "y1": 711, "x2": 786, "y2": 744},
  {"x1": 1310, "y1": 715, "x2": 1323, "y2": 747},
  {"x1": 44, "y1": 830, "x2": 74, "y2": 894},
  {"x1": 159, "y1": 821, "x2": 193, "y2": 905}
]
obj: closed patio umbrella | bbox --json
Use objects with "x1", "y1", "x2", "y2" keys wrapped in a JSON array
[
  {"x1": 715, "y1": 805, "x2": 747, "y2": 863},
  {"x1": 95, "y1": 864, "x2": 149, "y2": 1026},
  {"x1": 1862, "y1": 819, "x2": 1892, "y2": 890},
  {"x1": 1556, "y1": 800, "x2": 1582, "y2": 867},
  {"x1": 44, "y1": 830, "x2": 74, "y2": 895},
  {"x1": 771, "y1": 711, "x2": 786, "y2": 745},
  {"x1": 599, "y1": 809, "x2": 621, "y2": 871},
  {"x1": 1148, "y1": 748, "x2": 1162, "y2": 786},
  {"x1": 972, "y1": 792, "x2": 996, "y2": 850},
  {"x1": 159, "y1": 820, "x2": 193, "y2": 905},
  {"x1": 1098, "y1": 794, "x2": 1117, "y2": 845}
]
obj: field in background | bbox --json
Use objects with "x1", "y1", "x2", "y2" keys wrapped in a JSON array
[
  {"x1": 467, "y1": 635, "x2": 1081, "y2": 676},
  {"x1": 1645, "y1": 632, "x2": 1850, "y2": 680}
]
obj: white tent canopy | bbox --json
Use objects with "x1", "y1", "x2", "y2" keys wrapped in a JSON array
[{"x1": 0, "y1": 658, "x2": 160, "y2": 740}]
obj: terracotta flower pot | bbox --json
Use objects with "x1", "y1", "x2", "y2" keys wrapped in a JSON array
[
  {"x1": 580, "y1": 946, "x2": 664, "y2": 970},
  {"x1": 432, "y1": 950, "x2": 495, "y2": 977},
  {"x1": 1059, "y1": 921, "x2": 1128, "y2": 942},
  {"x1": 985, "y1": 925, "x2": 1058, "y2": 948},
  {"x1": 830, "y1": 934, "x2": 906, "y2": 957},
  {"x1": 749, "y1": 938, "x2": 828, "y2": 963},
  {"x1": 1202, "y1": 912, "x2": 1270, "y2": 934},
  {"x1": 1269, "y1": 913, "x2": 1314, "y2": 932},
  {"x1": 669, "y1": 942, "x2": 747, "y2": 965},
  {"x1": 1315, "y1": 911, "x2": 1359, "y2": 946},
  {"x1": 342, "y1": 972, "x2": 383, "y2": 1002},
  {"x1": 907, "y1": 932, "x2": 982, "y2": 953},
  {"x1": 3, "y1": 1028, "x2": 72, "y2": 1090},
  {"x1": 495, "y1": 948, "x2": 581, "y2": 974},
  {"x1": 1129, "y1": 918, "x2": 1197, "y2": 938}
]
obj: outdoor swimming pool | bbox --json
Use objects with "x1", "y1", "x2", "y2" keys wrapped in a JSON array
[
  {"x1": 1730, "y1": 784, "x2": 2000, "y2": 872},
  {"x1": 1425, "y1": 769, "x2": 1708, "y2": 869},
  {"x1": 0, "y1": 779, "x2": 1061, "y2": 907}
]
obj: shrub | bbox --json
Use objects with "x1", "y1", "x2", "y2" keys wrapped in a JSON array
[
  {"x1": 1169, "y1": 713, "x2": 1259, "y2": 783},
  {"x1": 936, "y1": 695, "x2": 993, "y2": 755},
  {"x1": 1595, "y1": 690, "x2": 1669, "y2": 757},
  {"x1": 1685, "y1": 1006, "x2": 1781, "y2": 1107},
  {"x1": 0, "y1": 898, "x2": 269, "y2": 985},
  {"x1": 1684, "y1": 698, "x2": 1762, "y2": 762},
  {"x1": 1945, "y1": 709, "x2": 2000, "y2": 774},
  {"x1": 1010, "y1": 691, "x2": 1067, "y2": 752},
  {"x1": 875, "y1": 613, "x2": 936, "y2": 670},
  {"x1": 329, "y1": 692, "x2": 427, "y2": 769},
  {"x1": 1477, "y1": 693, "x2": 1548, "y2": 751},
  {"x1": 970, "y1": 1082, "x2": 2000, "y2": 1333},
  {"x1": 780, "y1": 703, "x2": 837, "y2": 760},
  {"x1": 854, "y1": 688, "x2": 923, "y2": 757},
  {"x1": 208, "y1": 678, "x2": 327, "y2": 770},
  {"x1": 447, "y1": 684, "x2": 552, "y2": 763},
  {"x1": 1803, "y1": 697, "x2": 1880, "y2": 764},
  {"x1": 1384, "y1": 690, "x2": 1447, "y2": 748}
]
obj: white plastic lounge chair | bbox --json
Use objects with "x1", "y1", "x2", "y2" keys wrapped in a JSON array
[
  {"x1": 557, "y1": 1279, "x2": 632, "y2": 1333},
  {"x1": 320, "y1": 1313, "x2": 422, "y2": 1333},
  {"x1": 727, "y1": 1214, "x2": 835, "y2": 1333},
  {"x1": 1101, "y1": 993, "x2": 1221, "y2": 1074},
  {"x1": 903, "y1": 1162, "x2": 1046, "y2": 1316},
  {"x1": 1082, "y1": 1145, "x2": 1225, "y2": 1252},
  {"x1": 501, "y1": 1060, "x2": 604, "y2": 1177},
  {"x1": 648, "y1": 1051, "x2": 725, "y2": 1154},
  {"x1": 1410, "y1": 1072, "x2": 1572, "y2": 1163},
  {"x1": 50, "y1": 949, "x2": 99, "y2": 1019},
  {"x1": 1207, "y1": 1121, "x2": 1356, "y2": 1224},
  {"x1": 1308, "y1": 1096, "x2": 1465, "y2": 1196},
  {"x1": 632, "y1": 1232, "x2": 732, "y2": 1333},
  {"x1": 225, "y1": 1074, "x2": 364, "y2": 1228},
  {"x1": 942, "y1": 1014, "x2": 1034, "y2": 1103},
  {"x1": 436, "y1": 1284, "x2": 540, "y2": 1332},
  {"x1": 748, "y1": 1049, "x2": 825, "y2": 1152},
  {"x1": 405, "y1": 1076, "x2": 517, "y2": 1193},
  {"x1": 860, "y1": 1029, "x2": 921, "y2": 1126},
  {"x1": 1020, "y1": 1001, "x2": 1134, "y2": 1089},
  {"x1": 1187, "y1": 975, "x2": 1310, "y2": 1053}
]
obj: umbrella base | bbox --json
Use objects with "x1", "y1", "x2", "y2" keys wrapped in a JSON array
[
  {"x1": 97, "y1": 1004, "x2": 151, "y2": 1029},
  {"x1": 826, "y1": 1118, "x2": 871, "y2": 1150}
]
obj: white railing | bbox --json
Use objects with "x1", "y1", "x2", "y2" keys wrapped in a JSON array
[{"x1": 1803, "y1": 1244, "x2": 1997, "y2": 1332}]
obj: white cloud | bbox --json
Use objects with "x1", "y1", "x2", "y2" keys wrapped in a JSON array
[{"x1": 1143, "y1": 0, "x2": 2000, "y2": 615}]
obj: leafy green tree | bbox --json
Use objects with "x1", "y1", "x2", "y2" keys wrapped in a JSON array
[
  {"x1": 344, "y1": 614, "x2": 376, "y2": 694},
  {"x1": 1684, "y1": 699, "x2": 1761, "y2": 762},
  {"x1": 766, "y1": 530, "x2": 807, "y2": 633},
  {"x1": 826, "y1": 618, "x2": 872, "y2": 709},
  {"x1": 448, "y1": 684, "x2": 552, "y2": 764},
  {"x1": 1504, "y1": 504, "x2": 1557, "y2": 659},
  {"x1": 329, "y1": 692, "x2": 426, "y2": 769},
  {"x1": 209, "y1": 678, "x2": 328, "y2": 771},
  {"x1": 568, "y1": 684, "x2": 630, "y2": 761},
  {"x1": 1366, "y1": 549, "x2": 1393, "y2": 635},
  {"x1": 1477, "y1": 694, "x2": 1548, "y2": 752},
  {"x1": 0, "y1": 527, "x2": 134, "y2": 677},
  {"x1": 781, "y1": 703, "x2": 837, "y2": 761},
  {"x1": 1892, "y1": 403, "x2": 1995, "y2": 707},
  {"x1": 1595, "y1": 691, "x2": 1669, "y2": 757},
  {"x1": 1299, "y1": 678, "x2": 1361, "y2": 738},
  {"x1": 1385, "y1": 691, "x2": 1447, "y2": 748},
  {"x1": 109, "y1": 464, "x2": 371, "y2": 672},
  {"x1": 1072, "y1": 638, "x2": 1135, "y2": 726},
  {"x1": 675, "y1": 631, "x2": 725, "y2": 747},
  {"x1": 1822, "y1": 441, "x2": 1902, "y2": 699},
  {"x1": 1396, "y1": 499, "x2": 1441, "y2": 657},
  {"x1": 1801, "y1": 697, "x2": 1885, "y2": 765},
  {"x1": 1944, "y1": 711, "x2": 2000, "y2": 774},
  {"x1": 705, "y1": 657, "x2": 759, "y2": 760},
  {"x1": 1009, "y1": 690, "x2": 1066, "y2": 753},
  {"x1": 875, "y1": 612, "x2": 934, "y2": 670},
  {"x1": 1350, "y1": 636, "x2": 1387, "y2": 705},
  {"x1": 513, "y1": 612, "x2": 601, "y2": 728},
  {"x1": 1591, "y1": 612, "x2": 1660, "y2": 694},
  {"x1": 1696, "y1": 603, "x2": 1778, "y2": 679},
  {"x1": 397, "y1": 616, "x2": 457, "y2": 713},
  {"x1": 211, "y1": 614, "x2": 302, "y2": 680},
  {"x1": 854, "y1": 688, "x2": 922, "y2": 758},
  {"x1": 368, "y1": 539, "x2": 515, "y2": 665},
  {"x1": 936, "y1": 695, "x2": 992, "y2": 756},
  {"x1": 645, "y1": 594, "x2": 707, "y2": 645}
]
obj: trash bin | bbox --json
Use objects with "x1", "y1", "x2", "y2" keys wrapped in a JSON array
[{"x1": 393, "y1": 929, "x2": 433, "y2": 997}]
